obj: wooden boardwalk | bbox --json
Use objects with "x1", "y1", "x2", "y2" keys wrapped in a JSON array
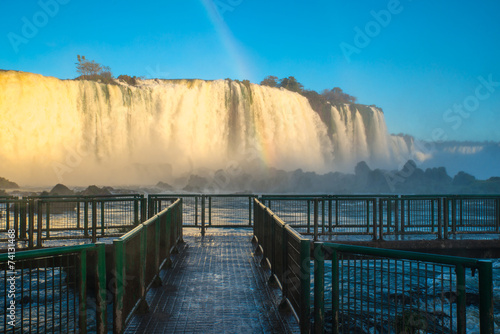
[{"x1": 124, "y1": 228, "x2": 299, "y2": 333}]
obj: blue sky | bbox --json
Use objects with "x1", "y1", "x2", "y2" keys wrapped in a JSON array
[{"x1": 1, "y1": 0, "x2": 500, "y2": 141}]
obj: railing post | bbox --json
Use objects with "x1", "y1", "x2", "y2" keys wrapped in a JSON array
[
  {"x1": 195, "y1": 196, "x2": 198, "y2": 226},
  {"x1": 5, "y1": 198, "x2": 11, "y2": 232},
  {"x1": 443, "y1": 197, "x2": 449, "y2": 240},
  {"x1": 79, "y1": 249, "x2": 88, "y2": 334},
  {"x1": 113, "y1": 239, "x2": 125, "y2": 334},
  {"x1": 77, "y1": 201, "x2": 81, "y2": 229},
  {"x1": 456, "y1": 264, "x2": 466, "y2": 334},
  {"x1": 495, "y1": 198, "x2": 499, "y2": 233},
  {"x1": 478, "y1": 260, "x2": 494, "y2": 334},
  {"x1": 313, "y1": 199, "x2": 319, "y2": 242},
  {"x1": 431, "y1": 198, "x2": 435, "y2": 233},
  {"x1": 92, "y1": 200, "x2": 97, "y2": 243},
  {"x1": 438, "y1": 198, "x2": 443, "y2": 240},
  {"x1": 18, "y1": 200, "x2": 26, "y2": 239},
  {"x1": 372, "y1": 199, "x2": 377, "y2": 241},
  {"x1": 100, "y1": 201, "x2": 105, "y2": 237},
  {"x1": 179, "y1": 198, "x2": 184, "y2": 243},
  {"x1": 335, "y1": 199, "x2": 339, "y2": 227},
  {"x1": 401, "y1": 198, "x2": 406, "y2": 235},
  {"x1": 37, "y1": 200, "x2": 42, "y2": 248},
  {"x1": 46, "y1": 201, "x2": 50, "y2": 239},
  {"x1": 321, "y1": 199, "x2": 325, "y2": 234},
  {"x1": 134, "y1": 198, "x2": 139, "y2": 225},
  {"x1": 201, "y1": 195, "x2": 206, "y2": 236},
  {"x1": 452, "y1": 198, "x2": 457, "y2": 235},
  {"x1": 328, "y1": 199, "x2": 333, "y2": 233},
  {"x1": 96, "y1": 243, "x2": 107, "y2": 334},
  {"x1": 378, "y1": 198, "x2": 384, "y2": 241},
  {"x1": 208, "y1": 196, "x2": 212, "y2": 227},
  {"x1": 299, "y1": 239, "x2": 311, "y2": 334},
  {"x1": 307, "y1": 200, "x2": 311, "y2": 234},
  {"x1": 148, "y1": 195, "x2": 154, "y2": 218},
  {"x1": 28, "y1": 198, "x2": 35, "y2": 249},
  {"x1": 141, "y1": 195, "x2": 147, "y2": 222},
  {"x1": 248, "y1": 196, "x2": 252, "y2": 226},
  {"x1": 84, "y1": 200, "x2": 89, "y2": 237},
  {"x1": 394, "y1": 196, "x2": 399, "y2": 235},
  {"x1": 314, "y1": 243, "x2": 325, "y2": 334}
]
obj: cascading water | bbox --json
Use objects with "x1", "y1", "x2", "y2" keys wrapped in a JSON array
[{"x1": 0, "y1": 70, "x2": 415, "y2": 186}]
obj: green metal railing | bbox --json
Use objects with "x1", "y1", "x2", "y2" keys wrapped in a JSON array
[
  {"x1": 262, "y1": 196, "x2": 380, "y2": 240},
  {"x1": 314, "y1": 242, "x2": 494, "y2": 334},
  {"x1": 261, "y1": 195, "x2": 500, "y2": 240},
  {"x1": 0, "y1": 197, "x2": 28, "y2": 245},
  {"x1": 148, "y1": 194, "x2": 255, "y2": 234},
  {"x1": 253, "y1": 198, "x2": 311, "y2": 333},
  {"x1": 0, "y1": 195, "x2": 146, "y2": 249},
  {"x1": 447, "y1": 195, "x2": 500, "y2": 235},
  {"x1": 113, "y1": 198, "x2": 183, "y2": 334},
  {"x1": 0, "y1": 243, "x2": 107, "y2": 333}
]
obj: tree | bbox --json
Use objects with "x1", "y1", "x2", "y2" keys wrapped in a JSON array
[
  {"x1": 76, "y1": 55, "x2": 102, "y2": 78},
  {"x1": 99, "y1": 65, "x2": 113, "y2": 80},
  {"x1": 278, "y1": 76, "x2": 303, "y2": 93},
  {"x1": 322, "y1": 87, "x2": 357, "y2": 104},
  {"x1": 260, "y1": 75, "x2": 279, "y2": 87}
]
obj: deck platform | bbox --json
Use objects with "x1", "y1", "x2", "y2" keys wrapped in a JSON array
[{"x1": 124, "y1": 228, "x2": 299, "y2": 333}]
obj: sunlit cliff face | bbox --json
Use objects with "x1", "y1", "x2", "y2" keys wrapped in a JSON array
[{"x1": 0, "y1": 71, "x2": 414, "y2": 186}]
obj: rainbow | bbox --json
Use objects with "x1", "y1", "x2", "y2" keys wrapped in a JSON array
[{"x1": 199, "y1": 0, "x2": 251, "y2": 80}]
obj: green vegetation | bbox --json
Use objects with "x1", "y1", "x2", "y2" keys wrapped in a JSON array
[
  {"x1": 75, "y1": 55, "x2": 142, "y2": 86},
  {"x1": 75, "y1": 55, "x2": 115, "y2": 84},
  {"x1": 117, "y1": 74, "x2": 140, "y2": 86},
  {"x1": 259, "y1": 75, "x2": 360, "y2": 116}
]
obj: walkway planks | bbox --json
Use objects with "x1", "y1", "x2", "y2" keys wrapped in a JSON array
[{"x1": 125, "y1": 228, "x2": 299, "y2": 333}]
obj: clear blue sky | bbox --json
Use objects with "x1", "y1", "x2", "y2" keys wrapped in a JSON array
[{"x1": 2, "y1": 0, "x2": 500, "y2": 141}]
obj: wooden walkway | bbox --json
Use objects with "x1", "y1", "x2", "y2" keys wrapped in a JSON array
[{"x1": 124, "y1": 228, "x2": 299, "y2": 333}]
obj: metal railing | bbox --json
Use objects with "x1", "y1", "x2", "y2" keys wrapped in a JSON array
[
  {"x1": 1, "y1": 195, "x2": 146, "y2": 249},
  {"x1": 148, "y1": 194, "x2": 255, "y2": 234},
  {"x1": 253, "y1": 198, "x2": 311, "y2": 333},
  {"x1": 1, "y1": 198, "x2": 182, "y2": 333},
  {"x1": 314, "y1": 242, "x2": 494, "y2": 333},
  {"x1": 0, "y1": 243, "x2": 107, "y2": 333},
  {"x1": 0, "y1": 197, "x2": 28, "y2": 245},
  {"x1": 262, "y1": 196, "x2": 381, "y2": 241},
  {"x1": 447, "y1": 195, "x2": 500, "y2": 235},
  {"x1": 261, "y1": 195, "x2": 500, "y2": 240},
  {"x1": 113, "y1": 198, "x2": 183, "y2": 334}
]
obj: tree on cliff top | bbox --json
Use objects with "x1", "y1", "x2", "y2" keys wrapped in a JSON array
[
  {"x1": 260, "y1": 75, "x2": 279, "y2": 87},
  {"x1": 75, "y1": 55, "x2": 113, "y2": 83},
  {"x1": 322, "y1": 87, "x2": 357, "y2": 104},
  {"x1": 76, "y1": 55, "x2": 102, "y2": 77}
]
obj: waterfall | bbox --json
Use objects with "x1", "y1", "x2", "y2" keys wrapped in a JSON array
[{"x1": 0, "y1": 71, "x2": 415, "y2": 186}]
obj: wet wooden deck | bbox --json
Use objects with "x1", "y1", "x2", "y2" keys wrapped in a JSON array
[{"x1": 124, "y1": 228, "x2": 299, "y2": 333}]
